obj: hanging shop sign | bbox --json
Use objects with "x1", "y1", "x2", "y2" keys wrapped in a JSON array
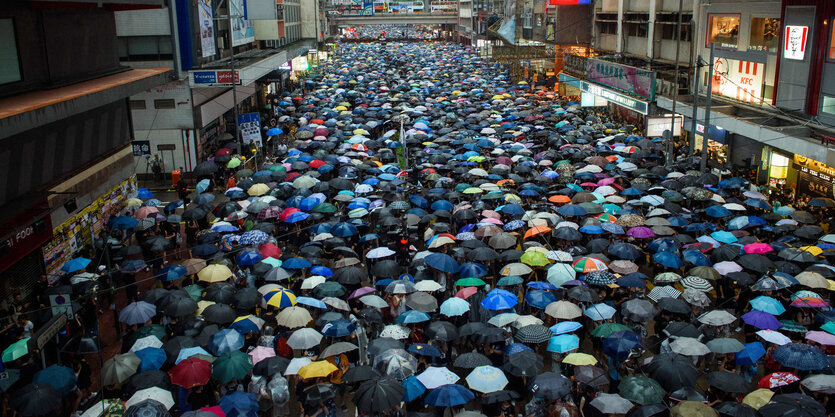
[
  {"x1": 198, "y1": 0, "x2": 216, "y2": 58},
  {"x1": 191, "y1": 70, "x2": 240, "y2": 87},
  {"x1": 563, "y1": 54, "x2": 587, "y2": 77},
  {"x1": 793, "y1": 155, "x2": 835, "y2": 177},
  {"x1": 683, "y1": 117, "x2": 727, "y2": 144},
  {"x1": 131, "y1": 141, "x2": 151, "y2": 156},
  {"x1": 580, "y1": 81, "x2": 649, "y2": 114},
  {"x1": 711, "y1": 58, "x2": 763, "y2": 103},
  {"x1": 230, "y1": 0, "x2": 255, "y2": 46},
  {"x1": 586, "y1": 58, "x2": 655, "y2": 101},
  {"x1": 783, "y1": 25, "x2": 808, "y2": 60}
]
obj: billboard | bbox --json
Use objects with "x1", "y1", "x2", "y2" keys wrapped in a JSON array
[
  {"x1": 237, "y1": 112, "x2": 262, "y2": 147},
  {"x1": 711, "y1": 58, "x2": 763, "y2": 103},
  {"x1": 230, "y1": 0, "x2": 255, "y2": 46},
  {"x1": 646, "y1": 115, "x2": 684, "y2": 137},
  {"x1": 783, "y1": 25, "x2": 808, "y2": 60},
  {"x1": 198, "y1": 0, "x2": 216, "y2": 57},
  {"x1": 586, "y1": 59, "x2": 655, "y2": 101}
]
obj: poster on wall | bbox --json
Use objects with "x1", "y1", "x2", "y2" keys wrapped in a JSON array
[
  {"x1": 230, "y1": 0, "x2": 255, "y2": 46},
  {"x1": 361, "y1": 0, "x2": 375, "y2": 15},
  {"x1": 198, "y1": 0, "x2": 216, "y2": 57},
  {"x1": 783, "y1": 25, "x2": 808, "y2": 60},
  {"x1": 710, "y1": 57, "x2": 763, "y2": 103},
  {"x1": 496, "y1": 0, "x2": 517, "y2": 45},
  {"x1": 237, "y1": 112, "x2": 262, "y2": 147}
]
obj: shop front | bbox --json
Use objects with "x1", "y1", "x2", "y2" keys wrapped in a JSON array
[
  {"x1": 0, "y1": 200, "x2": 53, "y2": 301},
  {"x1": 683, "y1": 117, "x2": 729, "y2": 165},
  {"x1": 791, "y1": 155, "x2": 835, "y2": 200}
]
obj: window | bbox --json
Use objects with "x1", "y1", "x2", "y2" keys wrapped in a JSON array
[
  {"x1": 154, "y1": 99, "x2": 175, "y2": 109},
  {"x1": 599, "y1": 22, "x2": 617, "y2": 35},
  {"x1": 661, "y1": 24, "x2": 692, "y2": 41},
  {"x1": 749, "y1": 17, "x2": 780, "y2": 52},
  {"x1": 830, "y1": 19, "x2": 835, "y2": 59},
  {"x1": 129, "y1": 100, "x2": 147, "y2": 110},
  {"x1": 118, "y1": 36, "x2": 175, "y2": 61},
  {"x1": 822, "y1": 96, "x2": 835, "y2": 115},
  {"x1": 706, "y1": 14, "x2": 740, "y2": 49},
  {"x1": 0, "y1": 19, "x2": 22, "y2": 85}
]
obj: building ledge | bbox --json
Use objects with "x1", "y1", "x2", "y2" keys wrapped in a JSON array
[{"x1": 0, "y1": 68, "x2": 173, "y2": 140}]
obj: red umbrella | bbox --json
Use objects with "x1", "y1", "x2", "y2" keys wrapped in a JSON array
[
  {"x1": 309, "y1": 160, "x2": 327, "y2": 169},
  {"x1": 169, "y1": 357, "x2": 211, "y2": 388},
  {"x1": 258, "y1": 243, "x2": 282, "y2": 258},
  {"x1": 758, "y1": 372, "x2": 799, "y2": 389},
  {"x1": 311, "y1": 119, "x2": 325, "y2": 125},
  {"x1": 278, "y1": 208, "x2": 301, "y2": 222},
  {"x1": 215, "y1": 148, "x2": 232, "y2": 156},
  {"x1": 275, "y1": 337, "x2": 293, "y2": 358},
  {"x1": 456, "y1": 287, "x2": 478, "y2": 299},
  {"x1": 200, "y1": 406, "x2": 226, "y2": 417}
]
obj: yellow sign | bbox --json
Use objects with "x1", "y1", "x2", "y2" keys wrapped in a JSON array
[{"x1": 793, "y1": 155, "x2": 835, "y2": 177}]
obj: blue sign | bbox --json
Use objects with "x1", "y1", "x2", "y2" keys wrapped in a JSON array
[
  {"x1": 193, "y1": 71, "x2": 218, "y2": 84},
  {"x1": 684, "y1": 117, "x2": 727, "y2": 144}
]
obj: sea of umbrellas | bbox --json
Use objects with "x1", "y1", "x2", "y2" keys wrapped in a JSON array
[{"x1": 4, "y1": 39, "x2": 835, "y2": 417}]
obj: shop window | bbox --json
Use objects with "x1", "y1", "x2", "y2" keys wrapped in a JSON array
[
  {"x1": 769, "y1": 153, "x2": 789, "y2": 187},
  {"x1": 822, "y1": 96, "x2": 835, "y2": 115},
  {"x1": 749, "y1": 17, "x2": 780, "y2": 52},
  {"x1": 0, "y1": 19, "x2": 22, "y2": 85},
  {"x1": 706, "y1": 14, "x2": 740, "y2": 49}
]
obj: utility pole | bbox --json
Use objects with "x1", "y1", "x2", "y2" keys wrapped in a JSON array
[
  {"x1": 689, "y1": 56, "x2": 701, "y2": 160},
  {"x1": 700, "y1": 43, "x2": 715, "y2": 173},
  {"x1": 228, "y1": 10, "x2": 241, "y2": 155},
  {"x1": 666, "y1": 0, "x2": 684, "y2": 168}
]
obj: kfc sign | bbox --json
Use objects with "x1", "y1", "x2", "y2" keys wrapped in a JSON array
[
  {"x1": 783, "y1": 26, "x2": 808, "y2": 60},
  {"x1": 711, "y1": 58, "x2": 763, "y2": 103}
]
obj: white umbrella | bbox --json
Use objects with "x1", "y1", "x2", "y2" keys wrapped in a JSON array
[
  {"x1": 756, "y1": 330, "x2": 792, "y2": 345},
  {"x1": 416, "y1": 366, "x2": 460, "y2": 389},
  {"x1": 287, "y1": 328, "x2": 323, "y2": 349},
  {"x1": 129, "y1": 335, "x2": 163, "y2": 353},
  {"x1": 367, "y1": 247, "x2": 396, "y2": 259},
  {"x1": 698, "y1": 309, "x2": 737, "y2": 326},
  {"x1": 284, "y1": 357, "x2": 312, "y2": 376},
  {"x1": 301, "y1": 276, "x2": 327, "y2": 289},
  {"x1": 670, "y1": 337, "x2": 711, "y2": 356},
  {"x1": 359, "y1": 294, "x2": 388, "y2": 309},
  {"x1": 380, "y1": 324, "x2": 411, "y2": 339},
  {"x1": 801, "y1": 374, "x2": 835, "y2": 393},
  {"x1": 590, "y1": 393, "x2": 634, "y2": 414},
  {"x1": 414, "y1": 280, "x2": 442, "y2": 292},
  {"x1": 125, "y1": 387, "x2": 174, "y2": 409},
  {"x1": 276, "y1": 306, "x2": 313, "y2": 329},
  {"x1": 488, "y1": 313, "x2": 520, "y2": 328},
  {"x1": 512, "y1": 315, "x2": 543, "y2": 328},
  {"x1": 546, "y1": 263, "x2": 576, "y2": 287},
  {"x1": 466, "y1": 365, "x2": 508, "y2": 393},
  {"x1": 545, "y1": 301, "x2": 582, "y2": 320}
]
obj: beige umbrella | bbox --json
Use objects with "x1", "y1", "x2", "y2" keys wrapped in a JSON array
[
  {"x1": 545, "y1": 301, "x2": 582, "y2": 320},
  {"x1": 276, "y1": 306, "x2": 313, "y2": 329},
  {"x1": 501, "y1": 262, "x2": 533, "y2": 276},
  {"x1": 322, "y1": 297, "x2": 350, "y2": 311},
  {"x1": 198, "y1": 264, "x2": 233, "y2": 283},
  {"x1": 181, "y1": 258, "x2": 207, "y2": 275},
  {"x1": 795, "y1": 271, "x2": 829, "y2": 289}
]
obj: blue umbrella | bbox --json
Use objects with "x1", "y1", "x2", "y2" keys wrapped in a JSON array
[
  {"x1": 547, "y1": 334, "x2": 580, "y2": 353},
  {"x1": 652, "y1": 251, "x2": 684, "y2": 268},
  {"x1": 579, "y1": 225, "x2": 604, "y2": 234},
  {"x1": 331, "y1": 222, "x2": 359, "y2": 237},
  {"x1": 616, "y1": 274, "x2": 647, "y2": 288},
  {"x1": 424, "y1": 253, "x2": 459, "y2": 273},
  {"x1": 194, "y1": 193, "x2": 216, "y2": 205},
  {"x1": 137, "y1": 188, "x2": 154, "y2": 199},
  {"x1": 682, "y1": 250, "x2": 709, "y2": 266},
  {"x1": 408, "y1": 343, "x2": 442, "y2": 358},
  {"x1": 266, "y1": 128, "x2": 284, "y2": 136},
  {"x1": 480, "y1": 289, "x2": 518, "y2": 311},
  {"x1": 196, "y1": 179, "x2": 211, "y2": 194},
  {"x1": 321, "y1": 319, "x2": 357, "y2": 337},
  {"x1": 397, "y1": 310, "x2": 431, "y2": 324},
  {"x1": 750, "y1": 296, "x2": 786, "y2": 315},
  {"x1": 647, "y1": 238, "x2": 679, "y2": 253},
  {"x1": 557, "y1": 204, "x2": 588, "y2": 216},
  {"x1": 458, "y1": 262, "x2": 488, "y2": 278},
  {"x1": 219, "y1": 391, "x2": 259, "y2": 417},
  {"x1": 501, "y1": 203, "x2": 525, "y2": 216},
  {"x1": 236, "y1": 251, "x2": 263, "y2": 267},
  {"x1": 602, "y1": 330, "x2": 642, "y2": 362},
  {"x1": 504, "y1": 343, "x2": 534, "y2": 355},
  {"x1": 311, "y1": 266, "x2": 333, "y2": 277},
  {"x1": 409, "y1": 195, "x2": 428, "y2": 208},
  {"x1": 609, "y1": 243, "x2": 641, "y2": 260},
  {"x1": 705, "y1": 205, "x2": 732, "y2": 218},
  {"x1": 527, "y1": 281, "x2": 557, "y2": 290},
  {"x1": 61, "y1": 257, "x2": 91, "y2": 273},
  {"x1": 176, "y1": 346, "x2": 211, "y2": 364},
  {"x1": 402, "y1": 376, "x2": 427, "y2": 402},
  {"x1": 209, "y1": 328, "x2": 245, "y2": 355},
  {"x1": 285, "y1": 211, "x2": 310, "y2": 223},
  {"x1": 772, "y1": 343, "x2": 828, "y2": 370},
  {"x1": 525, "y1": 290, "x2": 557, "y2": 309},
  {"x1": 550, "y1": 321, "x2": 583, "y2": 335},
  {"x1": 295, "y1": 296, "x2": 326, "y2": 309},
  {"x1": 135, "y1": 347, "x2": 166, "y2": 372},
  {"x1": 744, "y1": 198, "x2": 772, "y2": 210},
  {"x1": 32, "y1": 365, "x2": 77, "y2": 395},
  {"x1": 193, "y1": 244, "x2": 219, "y2": 257},
  {"x1": 425, "y1": 384, "x2": 475, "y2": 407},
  {"x1": 282, "y1": 257, "x2": 312, "y2": 269},
  {"x1": 161, "y1": 264, "x2": 188, "y2": 281},
  {"x1": 109, "y1": 216, "x2": 138, "y2": 230},
  {"x1": 735, "y1": 342, "x2": 765, "y2": 366}
]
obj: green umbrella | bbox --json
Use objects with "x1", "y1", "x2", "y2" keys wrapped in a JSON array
[
  {"x1": 455, "y1": 278, "x2": 487, "y2": 287},
  {"x1": 497, "y1": 276, "x2": 524, "y2": 286},
  {"x1": 235, "y1": 169, "x2": 254, "y2": 179},
  {"x1": 226, "y1": 158, "x2": 242, "y2": 169},
  {"x1": 312, "y1": 203, "x2": 337, "y2": 214},
  {"x1": 212, "y1": 351, "x2": 253, "y2": 383},
  {"x1": 590, "y1": 323, "x2": 631, "y2": 338},
  {"x1": 101, "y1": 352, "x2": 140, "y2": 385},
  {"x1": 125, "y1": 324, "x2": 166, "y2": 348},
  {"x1": 0, "y1": 369, "x2": 20, "y2": 392},
  {"x1": 619, "y1": 375, "x2": 665, "y2": 405},
  {"x1": 2, "y1": 337, "x2": 30, "y2": 363},
  {"x1": 183, "y1": 284, "x2": 204, "y2": 301},
  {"x1": 269, "y1": 165, "x2": 286, "y2": 173}
]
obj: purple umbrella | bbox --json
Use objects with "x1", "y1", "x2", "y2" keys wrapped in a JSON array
[
  {"x1": 626, "y1": 227, "x2": 655, "y2": 239},
  {"x1": 741, "y1": 310, "x2": 782, "y2": 330}
]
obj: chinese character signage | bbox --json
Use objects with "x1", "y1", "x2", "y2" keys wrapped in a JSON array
[
  {"x1": 198, "y1": 0, "x2": 216, "y2": 58},
  {"x1": 783, "y1": 25, "x2": 808, "y2": 60},
  {"x1": 131, "y1": 141, "x2": 151, "y2": 156},
  {"x1": 191, "y1": 70, "x2": 240, "y2": 86},
  {"x1": 586, "y1": 59, "x2": 655, "y2": 101}
]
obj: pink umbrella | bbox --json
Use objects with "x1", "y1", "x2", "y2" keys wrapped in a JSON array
[
  {"x1": 626, "y1": 227, "x2": 655, "y2": 239},
  {"x1": 597, "y1": 178, "x2": 615, "y2": 186},
  {"x1": 805, "y1": 330, "x2": 835, "y2": 346},
  {"x1": 135, "y1": 206, "x2": 159, "y2": 219},
  {"x1": 348, "y1": 286, "x2": 376, "y2": 299},
  {"x1": 743, "y1": 243, "x2": 774, "y2": 254},
  {"x1": 482, "y1": 210, "x2": 501, "y2": 219},
  {"x1": 248, "y1": 346, "x2": 276, "y2": 365},
  {"x1": 479, "y1": 218, "x2": 504, "y2": 225},
  {"x1": 791, "y1": 297, "x2": 829, "y2": 308},
  {"x1": 580, "y1": 182, "x2": 598, "y2": 187},
  {"x1": 200, "y1": 406, "x2": 227, "y2": 417},
  {"x1": 714, "y1": 261, "x2": 743, "y2": 275}
]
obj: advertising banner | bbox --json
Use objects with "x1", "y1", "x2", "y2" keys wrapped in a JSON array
[
  {"x1": 198, "y1": 0, "x2": 216, "y2": 57},
  {"x1": 710, "y1": 58, "x2": 763, "y2": 103},
  {"x1": 586, "y1": 59, "x2": 655, "y2": 101},
  {"x1": 361, "y1": 0, "x2": 375, "y2": 15},
  {"x1": 230, "y1": 0, "x2": 255, "y2": 46},
  {"x1": 580, "y1": 81, "x2": 649, "y2": 114},
  {"x1": 797, "y1": 169, "x2": 835, "y2": 199},
  {"x1": 783, "y1": 25, "x2": 808, "y2": 60},
  {"x1": 496, "y1": 0, "x2": 517, "y2": 45},
  {"x1": 237, "y1": 112, "x2": 262, "y2": 147}
]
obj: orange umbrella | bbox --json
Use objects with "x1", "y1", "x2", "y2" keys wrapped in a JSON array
[
  {"x1": 524, "y1": 226, "x2": 552, "y2": 239},
  {"x1": 548, "y1": 195, "x2": 571, "y2": 204}
]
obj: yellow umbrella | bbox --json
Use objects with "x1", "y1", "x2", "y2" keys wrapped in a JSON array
[
  {"x1": 504, "y1": 194, "x2": 522, "y2": 203},
  {"x1": 742, "y1": 388, "x2": 773, "y2": 409},
  {"x1": 297, "y1": 360, "x2": 337, "y2": 380},
  {"x1": 562, "y1": 353, "x2": 597, "y2": 366},
  {"x1": 671, "y1": 401, "x2": 718, "y2": 417},
  {"x1": 798, "y1": 246, "x2": 823, "y2": 256},
  {"x1": 827, "y1": 279, "x2": 835, "y2": 291},
  {"x1": 126, "y1": 198, "x2": 143, "y2": 207},
  {"x1": 198, "y1": 264, "x2": 233, "y2": 283},
  {"x1": 248, "y1": 183, "x2": 269, "y2": 196},
  {"x1": 196, "y1": 300, "x2": 216, "y2": 315}
]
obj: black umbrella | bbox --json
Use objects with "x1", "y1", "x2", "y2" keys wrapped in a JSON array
[
  {"x1": 359, "y1": 307, "x2": 383, "y2": 323},
  {"x1": 467, "y1": 247, "x2": 500, "y2": 262},
  {"x1": 342, "y1": 365, "x2": 381, "y2": 383},
  {"x1": 663, "y1": 322, "x2": 700, "y2": 338},
  {"x1": 529, "y1": 372, "x2": 571, "y2": 400},
  {"x1": 471, "y1": 326, "x2": 509, "y2": 344},
  {"x1": 370, "y1": 260, "x2": 402, "y2": 278},
  {"x1": 162, "y1": 336, "x2": 196, "y2": 360},
  {"x1": 646, "y1": 353, "x2": 698, "y2": 391},
  {"x1": 195, "y1": 324, "x2": 220, "y2": 347},
  {"x1": 304, "y1": 383, "x2": 337, "y2": 404},
  {"x1": 669, "y1": 386, "x2": 706, "y2": 402},
  {"x1": 425, "y1": 321, "x2": 458, "y2": 342},
  {"x1": 657, "y1": 297, "x2": 691, "y2": 314},
  {"x1": 175, "y1": 316, "x2": 206, "y2": 338},
  {"x1": 573, "y1": 365, "x2": 608, "y2": 387},
  {"x1": 737, "y1": 254, "x2": 775, "y2": 274},
  {"x1": 707, "y1": 371, "x2": 750, "y2": 393},
  {"x1": 759, "y1": 393, "x2": 826, "y2": 417},
  {"x1": 232, "y1": 287, "x2": 260, "y2": 310},
  {"x1": 124, "y1": 399, "x2": 170, "y2": 417},
  {"x1": 10, "y1": 384, "x2": 61, "y2": 417},
  {"x1": 352, "y1": 378, "x2": 406, "y2": 414},
  {"x1": 452, "y1": 352, "x2": 492, "y2": 369},
  {"x1": 502, "y1": 350, "x2": 543, "y2": 377},
  {"x1": 567, "y1": 286, "x2": 599, "y2": 303},
  {"x1": 160, "y1": 295, "x2": 197, "y2": 317},
  {"x1": 717, "y1": 401, "x2": 759, "y2": 417},
  {"x1": 458, "y1": 322, "x2": 488, "y2": 338},
  {"x1": 202, "y1": 303, "x2": 236, "y2": 324},
  {"x1": 124, "y1": 370, "x2": 170, "y2": 398},
  {"x1": 367, "y1": 337, "x2": 404, "y2": 356},
  {"x1": 627, "y1": 403, "x2": 668, "y2": 417},
  {"x1": 481, "y1": 390, "x2": 520, "y2": 405},
  {"x1": 193, "y1": 161, "x2": 219, "y2": 176},
  {"x1": 312, "y1": 281, "x2": 346, "y2": 298},
  {"x1": 204, "y1": 283, "x2": 236, "y2": 304},
  {"x1": 334, "y1": 266, "x2": 368, "y2": 285}
]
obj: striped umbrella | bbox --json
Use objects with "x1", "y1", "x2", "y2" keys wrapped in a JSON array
[
  {"x1": 682, "y1": 276, "x2": 714, "y2": 292},
  {"x1": 263, "y1": 289, "x2": 297, "y2": 308},
  {"x1": 572, "y1": 257, "x2": 608, "y2": 273},
  {"x1": 514, "y1": 325, "x2": 553, "y2": 344},
  {"x1": 647, "y1": 285, "x2": 681, "y2": 302}
]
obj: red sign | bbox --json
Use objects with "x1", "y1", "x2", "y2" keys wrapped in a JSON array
[
  {"x1": 783, "y1": 26, "x2": 808, "y2": 60},
  {"x1": 215, "y1": 70, "x2": 240, "y2": 84},
  {"x1": 549, "y1": 0, "x2": 590, "y2": 4},
  {"x1": 0, "y1": 200, "x2": 53, "y2": 274}
]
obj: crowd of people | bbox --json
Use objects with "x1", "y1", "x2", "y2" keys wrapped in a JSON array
[{"x1": 2, "y1": 35, "x2": 835, "y2": 417}]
